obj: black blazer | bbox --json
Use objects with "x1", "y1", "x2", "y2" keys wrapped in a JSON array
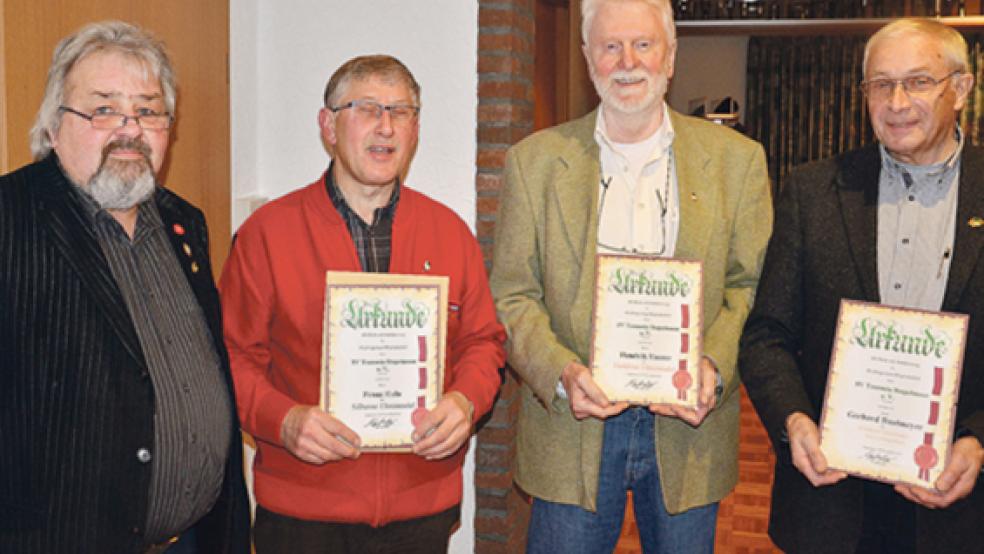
[
  {"x1": 740, "y1": 145, "x2": 984, "y2": 554},
  {"x1": 0, "y1": 155, "x2": 250, "y2": 553}
]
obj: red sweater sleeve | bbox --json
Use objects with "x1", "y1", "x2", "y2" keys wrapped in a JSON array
[{"x1": 219, "y1": 225, "x2": 297, "y2": 445}]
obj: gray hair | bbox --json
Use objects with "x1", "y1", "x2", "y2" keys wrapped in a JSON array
[
  {"x1": 581, "y1": 0, "x2": 676, "y2": 46},
  {"x1": 864, "y1": 18, "x2": 970, "y2": 76},
  {"x1": 30, "y1": 20, "x2": 176, "y2": 160},
  {"x1": 323, "y1": 54, "x2": 421, "y2": 109}
]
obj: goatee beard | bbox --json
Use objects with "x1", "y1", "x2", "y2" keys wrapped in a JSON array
[{"x1": 85, "y1": 138, "x2": 157, "y2": 211}]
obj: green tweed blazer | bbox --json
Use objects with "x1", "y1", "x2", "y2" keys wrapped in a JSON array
[{"x1": 489, "y1": 108, "x2": 773, "y2": 514}]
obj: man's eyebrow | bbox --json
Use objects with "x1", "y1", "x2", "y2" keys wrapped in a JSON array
[{"x1": 87, "y1": 90, "x2": 163, "y2": 101}]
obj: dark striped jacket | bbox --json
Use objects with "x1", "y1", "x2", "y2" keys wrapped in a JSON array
[{"x1": 0, "y1": 155, "x2": 249, "y2": 553}]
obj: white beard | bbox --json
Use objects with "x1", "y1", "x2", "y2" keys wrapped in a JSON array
[
  {"x1": 591, "y1": 67, "x2": 667, "y2": 116},
  {"x1": 85, "y1": 142, "x2": 157, "y2": 210}
]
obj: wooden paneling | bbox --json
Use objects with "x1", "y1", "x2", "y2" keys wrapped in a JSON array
[{"x1": 0, "y1": 0, "x2": 231, "y2": 273}]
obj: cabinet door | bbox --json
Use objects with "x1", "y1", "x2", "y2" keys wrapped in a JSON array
[{"x1": 0, "y1": 0, "x2": 231, "y2": 273}]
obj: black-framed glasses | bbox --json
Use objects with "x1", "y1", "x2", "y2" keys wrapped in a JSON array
[
  {"x1": 860, "y1": 71, "x2": 963, "y2": 101},
  {"x1": 596, "y1": 158, "x2": 672, "y2": 257},
  {"x1": 330, "y1": 99, "x2": 420, "y2": 122},
  {"x1": 58, "y1": 106, "x2": 173, "y2": 130}
]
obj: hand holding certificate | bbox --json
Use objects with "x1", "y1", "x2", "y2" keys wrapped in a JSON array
[
  {"x1": 321, "y1": 271, "x2": 448, "y2": 452},
  {"x1": 820, "y1": 300, "x2": 968, "y2": 488},
  {"x1": 590, "y1": 255, "x2": 703, "y2": 408}
]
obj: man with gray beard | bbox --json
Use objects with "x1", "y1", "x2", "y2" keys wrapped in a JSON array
[
  {"x1": 0, "y1": 21, "x2": 249, "y2": 554},
  {"x1": 489, "y1": 0, "x2": 772, "y2": 551}
]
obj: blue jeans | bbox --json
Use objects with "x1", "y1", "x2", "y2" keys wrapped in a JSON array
[{"x1": 526, "y1": 407, "x2": 718, "y2": 554}]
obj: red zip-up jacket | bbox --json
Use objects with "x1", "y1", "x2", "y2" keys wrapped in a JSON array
[{"x1": 219, "y1": 175, "x2": 505, "y2": 525}]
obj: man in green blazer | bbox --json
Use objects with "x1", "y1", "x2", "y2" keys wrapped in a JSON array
[{"x1": 489, "y1": 0, "x2": 772, "y2": 551}]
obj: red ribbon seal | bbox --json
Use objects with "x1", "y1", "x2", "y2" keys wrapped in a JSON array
[
  {"x1": 673, "y1": 360, "x2": 691, "y2": 401},
  {"x1": 914, "y1": 432, "x2": 938, "y2": 482}
]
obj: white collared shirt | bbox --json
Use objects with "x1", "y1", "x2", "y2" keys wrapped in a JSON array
[{"x1": 594, "y1": 102, "x2": 680, "y2": 258}]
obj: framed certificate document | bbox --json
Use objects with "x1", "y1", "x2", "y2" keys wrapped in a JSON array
[
  {"x1": 820, "y1": 300, "x2": 967, "y2": 487},
  {"x1": 320, "y1": 271, "x2": 448, "y2": 452},
  {"x1": 589, "y1": 254, "x2": 703, "y2": 407}
]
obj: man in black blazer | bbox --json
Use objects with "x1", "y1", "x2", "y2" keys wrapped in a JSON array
[
  {"x1": 0, "y1": 21, "x2": 249, "y2": 553},
  {"x1": 741, "y1": 19, "x2": 984, "y2": 554}
]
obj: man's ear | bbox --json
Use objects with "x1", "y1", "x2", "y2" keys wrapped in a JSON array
[
  {"x1": 952, "y1": 72, "x2": 976, "y2": 112},
  {"x1": 319, "y1": 107, "x2": 337, "y2": 146}
]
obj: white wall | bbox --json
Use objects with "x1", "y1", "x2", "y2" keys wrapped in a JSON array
[{"x1": 230, "y1": 2, "x2": 480, "y2": 552}]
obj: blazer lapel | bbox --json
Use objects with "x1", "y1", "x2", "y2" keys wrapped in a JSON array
[
  {"x1": 943, "y1": 146, "x2": 984, "y2": 309},
  {"x1": 36, "y1": 158, "x2": 146, "y2": 367},
  {"x1": 836, "y1": 146, "x2": 882, "y2": 303},
  {"x1": 553, "y1": 112, "x2": 602, "y2": 356},
  {"x1": 670, "y1": 111, "x2": 714, "y2": 261}
]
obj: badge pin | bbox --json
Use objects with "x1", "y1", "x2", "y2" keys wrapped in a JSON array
[
  {"x1": 690, "y1": 192, "x2": 698, "y2": 201},
  {"x1": 969, "y1": 217, "x2": 984, "y2": 228},
  {"x1": 190, "y1": 261, "x2": 200, "y2": 274},
  {"x1": 423, "y1": 260, "x2": 431, "y2": 271},
  {"x1": 172, "y1": 223, "x2": 186, "y2": 236},
  {"x1": 182, "y1": 243, "x2": 192, "y2": 256}
]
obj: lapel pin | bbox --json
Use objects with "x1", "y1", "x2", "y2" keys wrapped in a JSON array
[
  {"x1": 969, "y1": 217, "x2": 984, "y2": 228},
  {"x1": 190, "y1": 261, "x2": 200, "y2": 274},
  {"x1": 172, "y1": 223, "x2": 186, "y2": 236},
  {"x1": 423, "y1": 260, "x2": 431, "y2": 271},
  {"x1": 690, "y1": 192, "x2": 698, "y2": 201},
  {"x1": 182, "y1": 243, "x2": 192, "y2": 256}
]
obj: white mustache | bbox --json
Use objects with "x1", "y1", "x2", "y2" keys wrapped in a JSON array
[{"x1": 609, "y1": 69, "x2": 650, "y2": 84}]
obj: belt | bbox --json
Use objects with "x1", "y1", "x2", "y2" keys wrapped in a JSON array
[{"x1": 143, "y1": 535, "x2": 179, "y2": 554}]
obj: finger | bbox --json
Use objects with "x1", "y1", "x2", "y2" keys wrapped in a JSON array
[
  {"x1": 570, "y1": 386, "x2": 613, "y2": 420},
  {"x1": 576, "y1": 373, "x2": 612, "y2": 407},
  {"x1": 804, "y1": 441, "x2": 829, "y2": 474},
  {"x1": 698, "y1": 366, "x2": 717, "y2": 409},
  {"x1": 648, "y1": 403, "x2": 676, "y2": 416},
  {"x1": 319, "y1": 418, "x2": 362, "y2": 449},
  {"x1": 420, "y1": 428, "x2": 470, "y2": 460}
]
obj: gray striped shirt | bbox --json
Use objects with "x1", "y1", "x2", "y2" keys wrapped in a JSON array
[{"x1": 78, "y1": 192, "x2": 231, "y2": 542}]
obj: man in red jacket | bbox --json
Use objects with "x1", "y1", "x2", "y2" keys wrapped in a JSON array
[{"x1": 219, "y1": 55, "x2": 506, "y2": 553}]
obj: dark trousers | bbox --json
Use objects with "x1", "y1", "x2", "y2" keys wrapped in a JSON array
[
  {"x1": 854, "y1": 481, "x2": 916, "y2": 554},
  {"x1": 253, "y1": 504, "x2": 460, "y2": 554}
]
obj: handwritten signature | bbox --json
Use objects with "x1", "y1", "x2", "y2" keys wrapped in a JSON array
[
  {"x1": 626, "y1": 379, "x2": 656, "y2": 391},
  {"x1": 366, "y1": 417, "x2": 396, "y2": 429},
  {"x1": 863, "y1": 452, "x2": 893, "y2": 466}
]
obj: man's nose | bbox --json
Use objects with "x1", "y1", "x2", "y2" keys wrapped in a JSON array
[
  {"x1": 375, "y1": 109, "x2": 395, "y2": 136},
  {"x1": 887, "y1": 81, "x2": 912, "y2": 111},
  {"x1": 619, "y1": 46, "x2": 638, "y2": 69}
]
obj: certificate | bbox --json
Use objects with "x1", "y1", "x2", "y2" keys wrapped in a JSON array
[
  {"x1": 320, "y1": 271, "x2": 448, "y2": 452},
  {"x1": 589, "y1": 254, "x2": 703, "y2": 407},
  {"x1": 820, "y1": 300, "x2": 967, "y2": 487}
]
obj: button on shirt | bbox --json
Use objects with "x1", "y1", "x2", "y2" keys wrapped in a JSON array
[
  {"x1": 75, "y1": 191, "x2": 232, "y2": 543},
  {"x1": 595, "y1": 102, "x2": 680, "y2": 257},
  {"x1": 877, "y1": 135, "x2": 961, "y2": 311}
]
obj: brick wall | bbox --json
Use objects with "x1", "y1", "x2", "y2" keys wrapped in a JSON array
[{"x1": 474, "y1": 1, "x2": 536, "y2": 552}]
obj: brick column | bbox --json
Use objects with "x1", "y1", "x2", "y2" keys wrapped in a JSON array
[{"x1": 474, "y1": 1, "x2": 535, "y2": 552}]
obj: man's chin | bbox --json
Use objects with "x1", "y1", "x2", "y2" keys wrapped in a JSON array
[{"x1": 87, "y1": 167, "x2": 157, "y2": 211}]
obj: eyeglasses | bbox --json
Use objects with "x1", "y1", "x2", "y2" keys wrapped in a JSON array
[
  {"x1": 596, "y1": 158, "x2": 672, "y2": 257},
  {"x1": 860, "y1": 71, "x2": 963, "y2": 101},
  {"x1": 59, "y1": 106, "x2": 173, "y2": 130},
  {"x1": 330, "y1": 99, "x2": 420, "y2": 122}
]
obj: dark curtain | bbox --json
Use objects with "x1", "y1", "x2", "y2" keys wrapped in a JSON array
[{"x1": 745, "y1": 33, "x2": 984, "y2": 194}]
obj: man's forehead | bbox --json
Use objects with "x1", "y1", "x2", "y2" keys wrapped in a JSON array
[
  {"x1": 65, "y1": 51, "x2": 163, "y2": 96},
  {"x1": 343, "y1": 75, "x2": 413, "y2": 100},
  {"x1": 589, "y1": 3, "x2": 666, "y2": 41},
  {"x1": 868, "y1": 33, "x2": 942, "y2": 65}
]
